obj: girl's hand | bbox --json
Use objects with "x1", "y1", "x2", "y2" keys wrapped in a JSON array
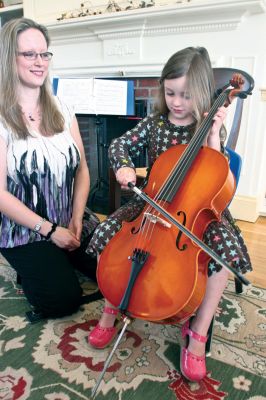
[
  {"x1": 209, "y1": 106, "x2": 227, "y2": 137},
  {"x1": 205, "y1": 106, "x2": 227, "y2": 150},
  {"x1": 116, "y1": 167, "x2": 136, "y2": 189},
  {"x1": 50, "y1": 226, "x2": 81, "y2": 251}
]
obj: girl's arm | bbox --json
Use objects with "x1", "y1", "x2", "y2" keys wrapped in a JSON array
[
  {"x1": 108, "y1": 115, "x2": 151, "y2": 172},
  {"x1": 108, "y1": 115, "x2": 152, "y2": 189}
]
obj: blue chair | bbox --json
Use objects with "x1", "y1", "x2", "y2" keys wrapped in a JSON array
[
  {"x1": 225, "y1": 146, "x2": 244, "y2": 296},
  {"x1": 226, "y1": 146, "x2": 242, "y2": 193},
  {"x1": 205, "y1": 66, "x2": 255, "y2": 355},
  {"x1": 212, "y1": 67, "x2": 253, "y2": 297},
  {"x1": 206, "y1": 146, "x2": 243, "y2": 355}
]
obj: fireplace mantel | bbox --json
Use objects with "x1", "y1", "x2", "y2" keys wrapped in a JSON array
[
  {"x1": 23, "y1": 0, "x2": 266, "y2": 219},
  {"x1": 40, "y1": 0, "x2": 266, "y2": 78},
  {"x1": 46, "y1": 0, "x2": 266, "y2": 43}
]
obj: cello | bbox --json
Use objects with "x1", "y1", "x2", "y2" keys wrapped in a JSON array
[{"x1": 96, "y1": 73, "x2": 253, "y2": 324}]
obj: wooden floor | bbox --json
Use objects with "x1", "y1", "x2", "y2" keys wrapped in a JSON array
[
  {"x1": 237, "y1": 216, "x2": 266, "y2": 289},
  {"x1": 96, "y1": 214, "x2": 266, "y2": 289}
]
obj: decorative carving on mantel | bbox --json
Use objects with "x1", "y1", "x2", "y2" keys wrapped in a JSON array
[
  {"x1": 97, "y1": 22, "x2": 239, "y2": 41},
  {"x1": 46, "y1": 0, "x2": 266, "y2": 44},
  {"x1": 107, "y1": 43, "x2": 135, "y2": 56}
]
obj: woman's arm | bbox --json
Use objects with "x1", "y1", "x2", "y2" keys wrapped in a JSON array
[
  {"x1": 69, "y1": 116, "x2": 90, "y2": 240},
  {"x1": 0, "y1": 137, "x2": 80, "y2": 250},
  {"x1": 0, "y1": 137, "x2": 50, "y2": 232}
]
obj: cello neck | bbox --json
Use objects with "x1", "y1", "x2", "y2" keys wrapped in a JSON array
[{"x1": 158, "y1": 89, "x2": 230, "y2": 203}]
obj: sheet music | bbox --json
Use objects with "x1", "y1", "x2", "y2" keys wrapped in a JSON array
[
  {"x1": 94, "y1": 79, "x2": 127, "y2": 115},
  {"x1": 56, "y1": 78, "x2": 95, "y2": 114},
  {"x1": 55, "y1": 78, "x2": 130, "y2": 115}
]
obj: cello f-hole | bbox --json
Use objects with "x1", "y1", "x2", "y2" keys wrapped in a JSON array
[
  {"x1": 176, "y1": 210, "x2": 187, "y2": 251},
  {"x1": 131, "y1": 217, "x2": 147, "y2": 235}
]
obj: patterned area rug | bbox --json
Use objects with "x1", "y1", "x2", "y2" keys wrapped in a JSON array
[{"x1": 0, "y1": 255, "x2": 265, "y2": 400}]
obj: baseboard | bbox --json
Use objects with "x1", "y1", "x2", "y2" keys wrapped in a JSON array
[{"x1": 229, "y1": 195, "x2": 259, "y2": 222}]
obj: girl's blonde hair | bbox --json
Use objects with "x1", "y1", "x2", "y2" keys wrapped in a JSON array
[
  {"x1": 0, "y1": 17, "x2": 65, "y2": 138},
  {"x1": 155, "y1": 47, "x2": 221, "y2": 134}
]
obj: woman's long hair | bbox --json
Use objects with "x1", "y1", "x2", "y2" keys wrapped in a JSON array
[
  {"x1": 0, "y1": 17, "x2": 65, "y2": 138},
  {"x1": 155, "y1": 47, "x2": 221, "y2": 135}
]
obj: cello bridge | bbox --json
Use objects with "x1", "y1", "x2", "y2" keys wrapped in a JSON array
[{"x1": 144, "y1": 212, "x2": 171, "y2": 228}]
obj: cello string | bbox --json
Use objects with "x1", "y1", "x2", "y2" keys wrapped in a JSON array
[
  {"x1": 159, "y1": 90, "x2": 230, "y2": 203},
  {"x1": 133, "y1": 203, "x2": 162, "y2": 251},
  {"x1": 134, "y1": 89, "x2": 229, "y2": 250},
  {"x1": 163, "y1": 74, "x2": 246, "y2": 201},
  {"x1": 129, "y1": 195, "x2": 159, "y2": 251},
  {"x1": 132, "y1": 85, "x2": 232, "y2": 251}
]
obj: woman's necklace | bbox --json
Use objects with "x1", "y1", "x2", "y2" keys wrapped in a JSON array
[
  {"x1": 22, "y1": 108, "x2": 41, "y2": 123},
  {"x1": 28, "y1": 112, "x2": 37, "y2": 122}
]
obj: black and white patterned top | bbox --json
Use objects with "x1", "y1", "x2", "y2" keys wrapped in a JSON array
[{"x1": 0, "y1": 98, "x2": 80, "y2": 248}]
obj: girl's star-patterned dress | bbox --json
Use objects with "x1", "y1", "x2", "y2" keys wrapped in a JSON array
[{"x1": 87, "y1": 113, "x2": 252, "y2": 276}]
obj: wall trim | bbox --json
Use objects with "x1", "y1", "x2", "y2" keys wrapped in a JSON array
[
  {"x1": 260, "y1": 88, "x2": 266, "y2": 101},
  {"x1": 229, "y1": 195, "x2": 259, "y2": 222}
]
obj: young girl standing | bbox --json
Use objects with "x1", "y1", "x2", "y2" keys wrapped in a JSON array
[{"x1": 87, "y1": 47, "x2": 252, "y2": 381}]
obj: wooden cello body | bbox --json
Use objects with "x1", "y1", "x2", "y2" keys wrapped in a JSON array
[{"x1": 97, "y1": 145, "x2": 235, "y2": 324}]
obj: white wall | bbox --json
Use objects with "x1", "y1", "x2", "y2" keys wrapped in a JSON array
[{"x1": 23, "y1": 0, "x2": 266, "y2": 221}]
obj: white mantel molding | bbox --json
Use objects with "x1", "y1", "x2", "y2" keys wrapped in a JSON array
[
  {"x1": 50, "y1": 63, "x2": 164, "y2": 78},
  {"x1": 45, "y1": 0, "x2": 266, "y2": 44},
  {"x1": 260, "y1": 88, "x2": 266, "y2": 101}
]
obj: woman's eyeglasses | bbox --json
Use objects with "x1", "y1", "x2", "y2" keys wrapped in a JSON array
[{"x1": 17, "y1": 51, "x2": 53, "y2": 61}]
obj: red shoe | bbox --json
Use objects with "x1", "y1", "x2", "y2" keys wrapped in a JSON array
[
  {"x1": 88, "y1": 306, "x2": 118, "y2": 349},
  {"x1": 180, "y1": 319, "x2": 208, "y2": 382}
]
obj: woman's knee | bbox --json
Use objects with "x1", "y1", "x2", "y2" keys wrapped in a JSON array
[
  {"x1": 48, "y1": 285, "x2": 82, "y2": 317},
  {"x1": 23, "y1": 278, "x2": 83, "y2": 318}
]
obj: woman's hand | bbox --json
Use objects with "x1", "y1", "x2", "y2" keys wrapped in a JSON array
[
  {"x1": 50, "y1": 226, "x2": 81, "y2": 251},
  {"x1": 69, "y1": 217, "x2": 83, "y2": 242},
  {"x1": 116, "y1": 167, "x2": 136, "y2": 190}
]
